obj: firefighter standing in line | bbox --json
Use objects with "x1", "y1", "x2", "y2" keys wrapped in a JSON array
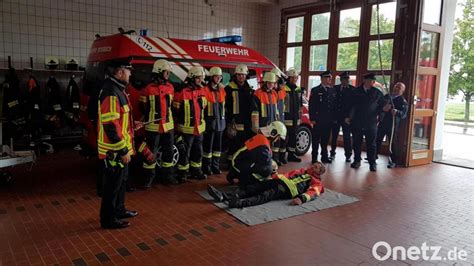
[
  {"x1": 376, "y1": 82, "x2": 408, "y2": 168},
  {"x1": 280, "y1": 68, "x2": 304, "y2": 163},
  {"x1": 251, "y1": 72, "x2": 279, "y2": 163},
  {"x1": 225, "y1": 64, "x2": 255, "y2": 167},
  {"x1": 98, "y1": 60, "x2": 138, "y2": 229},
  {"x1": 271, "y1": 68, "x2": 288, "y2": 165},
  {"x1": 202, "y1": 66, "x2": 226, "y2": 176},
  {"x1": 330, "y1": 71, "x2": 355, "y2": 162},
  {"x1": 226, "y1": 121, "x2": 287, "y2": 188},
  {"x1": 346, "y1": 73, "x2": 388, "y2": 172},
  {"x1": 309, "y1": 70, "x2": 337, "y2": 164},
  {"x1": 174, "y1": 66, "x2": 208, "y2": 180},
  {"x1": 139, "y1": 59, "x2": 178, "y2": 187},
  {"x1": 208, "y1": 161, "x2": 325, "y2": 208}
]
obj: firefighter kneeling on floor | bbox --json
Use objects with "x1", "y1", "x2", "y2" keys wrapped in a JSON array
[
  {"x1": 226, "y1": 120, "x2": 287, "y2": 189},
  {"x1": 208, "y1": 161, "x2": 325, "y2": 208},
  {"x1": 139, "y1": 59, "x2": 179, "y2": 187},
  {"x1": 174, "y1": 66, "x2": 208, "y2": 181},
  {"x1": 202, "y1": 66, "x2": 226, "y2": 176}
]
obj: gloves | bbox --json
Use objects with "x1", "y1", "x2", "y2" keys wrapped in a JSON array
[{"x1": 226, "y1": 124, "x2": 237, "y2": 138}]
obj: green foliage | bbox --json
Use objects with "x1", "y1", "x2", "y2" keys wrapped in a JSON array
[
  {"x1": 448, "y1": 0, "x2": 474, "y2": 121},
  {"x1": 449, "y1": 0, "x2": 474, "y2": 98}
]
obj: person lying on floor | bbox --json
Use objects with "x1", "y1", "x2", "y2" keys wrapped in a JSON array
[{"x1": 208, "y1": 162, "x2": 325, "y2": 208}]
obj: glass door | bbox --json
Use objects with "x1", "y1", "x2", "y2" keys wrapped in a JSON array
[{"x1": 408, "y1": 0, "x2": 443, "y2": 166}]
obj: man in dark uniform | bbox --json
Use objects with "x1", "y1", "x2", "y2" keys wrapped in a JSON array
[
  {"x1": 97, "y1": 60, "x2": 138, "y2": 229},
  {"x1": 346, "y1": 73, "x2": 388, "y2": 172},
  {"x1": 376, "y1": 82, "x2": 408, "y2": 168},
  {"x1": 309, "y1": 70, "x2": 336, "y2": 164},
  {"x1": 331, "y1": 71, "x2": 355, "y2": 162}
]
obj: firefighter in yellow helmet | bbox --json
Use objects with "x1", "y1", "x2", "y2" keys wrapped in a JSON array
[
  {"x1": 281, "y1": 68, "x2": 304, "y2": 162},
  {"x1": 251, "y1": 72, "x2": 280, "y2": 163},
  {"x1": 173, "y1": 66, "x2": 208, "y2": 180},
  {"x1": 202, "y1": 66, "x2": 226, "y2": 175},
  {"x1": 224, "y1": 64, "x2": 255, "y2": 168},
  {"x1": 138, "y1": 59, "x2": 179, "y2": 187}
]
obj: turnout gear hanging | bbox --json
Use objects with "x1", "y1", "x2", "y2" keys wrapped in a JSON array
[
  {"x1": 2, "y1": 68, "x2": 26, "y2": 130},
  {"x1": 64, "y1": 76, "x2": 81, "y2": 126},
  {"x1": 44, "y1": 76, "x2": 63, "y2": 129},
  {"x1": 25, "y1": 75, "x2": 42, "y2": 137}
]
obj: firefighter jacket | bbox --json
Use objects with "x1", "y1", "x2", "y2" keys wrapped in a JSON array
[
  {"x1": 45, "y1": 76, "x2": 63, "y2": 118},
  {"x1": 272, "y1": 168, "x2": 324, "y2": 203},
  {"x1": 173, "y1": 84, "x2": 207, "y2": 135},
  {"x1": 225, "y1": 80, "x2": 254, "y2": 132},
  {"x1": 203, "y1": 83, "x2": 226, "y2": 132},
  {"x1": 333, "y1": 84, "x2": 355, "y2": 121},
  {"x1": 252, "y1": 88, "x2": 279, "y2": 127},
  {"x1": 309, "y1": 84, "x2": 337, "y2": 125},
  {"x1": 97, "y1": 77, "x2": 135, "y2": 159},
  {"x1": 26, "y1": 75, "x2": 42, "y2": 118},
  {"x1": 348, "y1": 86, "x2": 385, "y2": 129},
  {"x1": 282, "y1": 83, "x2": 303, "y2": 127},
  {"x1": 232, "y1": 134, "x2": 273, "y2": 182},
  {"x1": 139, "y1": 79, "x2": 174, "y2": 133},
  {"x1": 275, "y1": 86, "x2": 286, "y2": 122},
  {"x1": 2, "y1": 68, "x2": 25, "y2": 125},
  {"x1": 64, "y1": 76, "x2": 81, "y2": 120}
]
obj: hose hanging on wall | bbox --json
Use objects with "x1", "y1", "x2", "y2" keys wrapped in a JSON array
[{"x1": 375, "y1": 0, "x2": 396, "y2": 163}]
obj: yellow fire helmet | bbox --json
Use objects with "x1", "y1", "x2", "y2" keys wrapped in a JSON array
[
  {"x1": 208, "y1": 66, "x2": 223, "y2": 76},
  {"x1": 188, "y1": 66, "x2": 206, "y2": 78},
  {"x1": 234, "y1": 64, "x2": 249, "y2": 75},
  {"x1": 260, "y1": 121, "x2": 287, "y2": 140},
  {"x1": 286, "y1": 68, "x2": 300, "y2": 77},
  {"x1": 263, "y1": 72, "x2": 277, "y2": 83},
  {"x1": 152, "y1": 59, "x2": 172, "y2": 73}
]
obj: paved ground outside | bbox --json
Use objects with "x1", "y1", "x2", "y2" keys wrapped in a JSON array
[{"x1": 438, "y1": 123, "x2": 474, "y2": 169}]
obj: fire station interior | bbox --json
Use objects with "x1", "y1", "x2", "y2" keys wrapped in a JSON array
[{"x1": 0, "y1": 0, "x2": 472, "y2": 265}]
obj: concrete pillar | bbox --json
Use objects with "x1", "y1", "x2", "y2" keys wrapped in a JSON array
[{"x1": 433, "y1": 0, "x2": 457, "y2": 161}]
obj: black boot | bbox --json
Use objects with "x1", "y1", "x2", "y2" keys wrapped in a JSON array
[
  {"x1": 211, "y1": 157, "x2": 222, "y2": 175},
  {"x1": 207, "y1": 185, "x2": 225, "y2": 202},
  {"x1": 190, "y1": 168, "x2": 207, "y2": 180},
  {"x1": 351, "y1": 161, "x2": 361, "y2": 169},
  {"x1": 202, "y1": 158, "x2": 213, "y2": 175},
  {"x1": 273, "y1": 154, "x2": 282, "y2": 166},
  {"x1": 280, "y1": 152, "x2": 288, "y2": 164},
  {"x1": 287, "y1": 152, "x2": 301, "y2": 162}
]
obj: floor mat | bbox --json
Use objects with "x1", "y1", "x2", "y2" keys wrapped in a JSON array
[{"x1": 197, "y1": 187, "x2": 359, "y2": 226}]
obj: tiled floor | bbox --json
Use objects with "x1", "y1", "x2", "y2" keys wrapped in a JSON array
[{"x1": 0, "y1": 148, "x2": 473, "y2": 265}]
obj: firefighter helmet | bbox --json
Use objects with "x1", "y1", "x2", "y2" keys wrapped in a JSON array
[
  {"x1": 152, "y1": 59, "x2": 172, "y2": 73},
  {"x1": 286, "y1": 68, "x2": 299, "y2": 77},
  {"x1": 234, "y1": 64, "x2": 249, "y2": 75},
  {"x1": 260, "y1": 121, "x2": 287, "y2": 140},
  {"x1": 188, "y1": 66, "x2": 206, "y2": 78},
  {"x1": 208, "y1": 66, "x2": 222, "y2": 76},
  {"x1": 271, "y1": 68, "x2": 283, "y2": 78},
  {"x1": 263, "y1": 72, "x2": 277, "y2": 83}
]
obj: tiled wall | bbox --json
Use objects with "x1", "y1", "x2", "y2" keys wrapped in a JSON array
[{"x1": 0, "y1": 0, "x2": 266, "y2": 69}]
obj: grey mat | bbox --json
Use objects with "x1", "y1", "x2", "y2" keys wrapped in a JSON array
[{"x1": 198, "y1": 187, "x2": 359, "y2": 226}]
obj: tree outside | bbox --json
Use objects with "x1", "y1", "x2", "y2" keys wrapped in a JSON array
[{"x1": 448, "y1": 0, "x2": 474, "y2": 122}]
